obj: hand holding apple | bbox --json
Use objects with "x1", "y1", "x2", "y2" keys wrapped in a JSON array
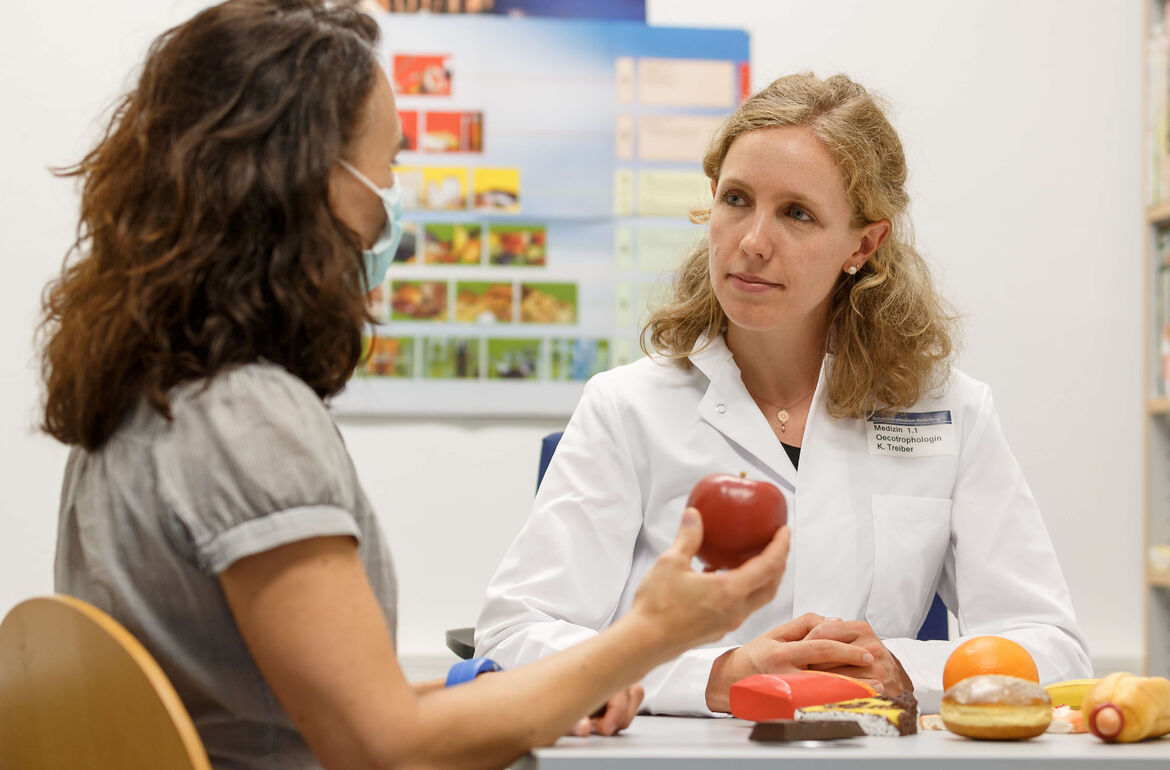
[{"x1": 687, "y1": 472, "x2": 787, "y2": 570}]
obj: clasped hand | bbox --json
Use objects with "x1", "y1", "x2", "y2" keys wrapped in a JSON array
[{"x1": 704, "y1": 614, "x2": 913, "y2": 712}]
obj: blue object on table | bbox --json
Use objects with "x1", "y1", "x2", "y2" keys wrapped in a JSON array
[
  {"x1": 533, "y1": 429, "x2": 950, "y2": 642},
  {"x1": 445, "y1": 657, "x2": 502, "y2": 687}
]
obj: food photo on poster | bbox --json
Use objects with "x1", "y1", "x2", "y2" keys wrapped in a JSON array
[{"x1": 423, "y1": 222, "x2": 483, "y2": 264}]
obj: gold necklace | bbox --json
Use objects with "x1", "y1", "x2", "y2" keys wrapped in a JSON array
[
  {"x1": 762, "y1": 386, "x2": 818, "y2": 433},
  {"x1": 741, "y1": 352, "x2": 825, "y2": 433},
  {"x1": 749, "y1": 366, "x2": 822, "y2": 433}
]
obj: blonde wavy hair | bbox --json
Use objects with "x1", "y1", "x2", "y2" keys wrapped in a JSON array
[{"x1": 642, "y1": 72, "x2": 956, "y2": 419}]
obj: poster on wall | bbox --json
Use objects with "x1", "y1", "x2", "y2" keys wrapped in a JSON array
[
  {"x1": 329, "y1": 13, "x2": 749, "y2": 417},
  {"x1": 362, "y1": 0, "x2": 646, "y2": 21}
]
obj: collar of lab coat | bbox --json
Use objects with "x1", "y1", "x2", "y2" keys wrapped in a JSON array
[
  {"x1": 688, "y1": 336, "x2": 870, "y2": 619},
  {"x1": 686, "y1": 334, "x2": 831, "y2": 493}
]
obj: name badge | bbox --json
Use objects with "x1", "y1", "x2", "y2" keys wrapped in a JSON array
[{"x1": 866, "y1": 410, "x2": 956, "y2": 457}]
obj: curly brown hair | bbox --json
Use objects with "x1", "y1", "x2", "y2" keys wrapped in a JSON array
[
  {"x1": 643, "y1": 73, "x2": 957, "y2": 419},
  {"x1": 39, "y1": 0, "x2": 380, "y2": 450}
]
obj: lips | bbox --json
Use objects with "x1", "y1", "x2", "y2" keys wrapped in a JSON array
[{"x1": 729, "y1": 272, "x2": 781, "y2": 292}]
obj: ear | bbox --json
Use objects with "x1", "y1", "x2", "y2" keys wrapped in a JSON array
[
  {"x1": 845, "y1": 219, "x2": 891, "y2": 271},
  {"x1": 710, "y1": 178, "x2": 718, "y2": 198}
]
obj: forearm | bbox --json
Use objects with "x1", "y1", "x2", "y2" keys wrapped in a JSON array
[
  {"x1": 410, "y1": 678, "x2": 445, "y2": 697},
  {"x1": 403, "y1": 611, "x2": 670, "y2": 768},
  {"x1": 360, "y1": 514, "x2": 788, "y2": 767}
]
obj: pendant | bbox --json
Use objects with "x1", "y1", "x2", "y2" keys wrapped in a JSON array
[{"x1": 777, "y1": 409, "x2": 790, "y2": 432}]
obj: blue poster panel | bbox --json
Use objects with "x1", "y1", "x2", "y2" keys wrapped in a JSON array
[{"x1": 331, "y1": 13, "x2": 749, "y2": 416}]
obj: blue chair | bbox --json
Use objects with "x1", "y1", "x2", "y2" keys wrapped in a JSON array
[
  {"x1": 534, "y1": 430, "x2": 950, "y2": 642},
  {"x1": 535, "y1": 431, "x2": 565, "y2": 491},
  {"x1": 918, "y1": 594, "x2": 949, "y2": 642},
  {"x1": 445, "y1": 430, "x2": 568, "y2": 659}
]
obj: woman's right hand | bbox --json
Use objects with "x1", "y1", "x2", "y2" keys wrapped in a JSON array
[
  {"x1": 629, "y1": 508, "x2": 790, "y2": 662},
  {"x1": 702, "y1": 614, "x2": 882, "y2": 712}
]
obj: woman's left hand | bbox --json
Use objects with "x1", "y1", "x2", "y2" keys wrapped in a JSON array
[
  {"x1": 569, "y1": 684, "x2": 644, "y2": 736},
  {"x1": 801, "y1": 619, "x2": 914, "y2": 696}
]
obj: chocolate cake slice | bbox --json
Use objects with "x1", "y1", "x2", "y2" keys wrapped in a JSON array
[{"x1": 794, "y1": 691, "x2": 918, "y2": 736}]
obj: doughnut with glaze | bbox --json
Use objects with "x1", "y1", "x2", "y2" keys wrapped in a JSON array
[{"x1": 940, "y1": 675, "x2": 1052, "y2": 740}]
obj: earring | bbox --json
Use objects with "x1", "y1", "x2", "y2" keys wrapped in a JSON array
[{"x1": 847, "y1": 265, "x2": 859, "y2": 275}]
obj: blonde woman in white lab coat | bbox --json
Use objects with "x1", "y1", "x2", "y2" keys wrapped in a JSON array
[{"x1": 476, "y1": 72, "x2": 1092, "y2": 717}]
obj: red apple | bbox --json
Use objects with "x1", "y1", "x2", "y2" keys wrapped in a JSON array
[{"x1": 687, "y1": 472, "x2": 786, "y2": 570}]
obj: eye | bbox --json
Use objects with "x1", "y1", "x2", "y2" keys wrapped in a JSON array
[
  {"x1": 788, "y1": 205, "x2": 813, "y2": 223},
  {"x1": 720, "y1": 190, "x2": 748, "y2": 207}
]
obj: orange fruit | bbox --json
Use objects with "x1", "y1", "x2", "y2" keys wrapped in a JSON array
[{"x1": 942, "y1": 636, "x2": 1039, "y2": 691}]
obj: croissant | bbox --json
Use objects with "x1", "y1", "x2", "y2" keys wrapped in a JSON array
[{"x1": 1082, "y1": 672, "x2": 1170, "y2": 743}]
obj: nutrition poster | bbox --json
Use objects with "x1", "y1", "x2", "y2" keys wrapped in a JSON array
[{"x1": 330, "y1": 13, "x2": 749, "y2": 417}]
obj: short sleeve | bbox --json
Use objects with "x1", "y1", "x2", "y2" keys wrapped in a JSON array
[{"x1": 154, "y1": 363, "x2": 361, "y2": 574}]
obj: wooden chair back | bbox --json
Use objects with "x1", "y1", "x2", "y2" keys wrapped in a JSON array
[{"x1": 0, "y1": 594, "x2": 211, "y2": 770}]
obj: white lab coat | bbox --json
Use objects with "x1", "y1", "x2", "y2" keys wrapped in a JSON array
[{"x1": 475, "y1": 335, "x2": 1091, "y2": 714}]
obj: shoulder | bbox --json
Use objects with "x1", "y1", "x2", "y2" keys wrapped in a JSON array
[
  {"x1": 587, "y1": 354, "x2": 706, "y2": 400},
  {"x1": 885, "y1": 365, "x2": 994, "y2": 428},
  {"x1": 167, "y1": 362, "x2": 339, "y2": 443},
  {"x1": 569, "y1": 355, "x2": 710, "y2": 442},
  {"x1": 157, "y1": 362, "x2": 350, "y2": 501},
  {"x1": 172, "y1": 361, "x2": 326, "y2": 418},
  {"x1": 154, "y1": 363, "x2": 360, "y2": 573},
  {"x1": 938, "y1": 365, "x2": 993, "y2": 410},
  {"x1": 908, "y1": 365, "x2": 998, "y2": 450}
]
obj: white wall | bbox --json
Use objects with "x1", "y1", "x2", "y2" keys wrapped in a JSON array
[
  {"x1": 0, "y1": 0, "x2": 215, "y2": 625},
  {"x1": 1, "y1": 0, "x2": 1143, "y2": 671}
]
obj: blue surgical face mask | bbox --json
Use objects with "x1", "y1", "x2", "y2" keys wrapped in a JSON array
[{"x1": 339, "y1": 159, "x2": 403, "y2": 291}]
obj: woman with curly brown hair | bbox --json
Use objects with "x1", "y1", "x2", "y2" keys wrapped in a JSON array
[
  {"x1": 477, "y1": 72, "x2": 1091, "y2": 716},
  {"x1": 38, "y1": 2, "x2": 790, "y2": 767}
]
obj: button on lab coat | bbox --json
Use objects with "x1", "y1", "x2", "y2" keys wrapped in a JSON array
[{"x1": 475, "y1": 336, "x2": 1091, "y2": 714}]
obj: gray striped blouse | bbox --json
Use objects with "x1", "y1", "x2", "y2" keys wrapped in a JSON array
[{"x1": 55, "y1": 362, "x2": 397, "y2": 769}]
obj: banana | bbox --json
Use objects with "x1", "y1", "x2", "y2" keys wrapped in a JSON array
[{"x1": 1044, "y1": 679, "x2": 1100, "y2": 710}]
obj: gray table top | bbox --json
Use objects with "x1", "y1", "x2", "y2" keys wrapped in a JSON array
[{"x1": 518, "y1": 716, "x2": 1170, "y2": 769}]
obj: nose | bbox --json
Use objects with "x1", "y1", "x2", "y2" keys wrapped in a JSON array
[{"x1": 739, "y1": 209, "x2": 772, "y2": 260}]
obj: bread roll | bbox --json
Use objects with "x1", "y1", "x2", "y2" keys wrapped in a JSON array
[
  {"x1": 1082, "y1": 672, "x2": 1170, "y2": 743},
  {"x1": 940, "y1": 675, "x2": 1052, "y2": 740}
]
